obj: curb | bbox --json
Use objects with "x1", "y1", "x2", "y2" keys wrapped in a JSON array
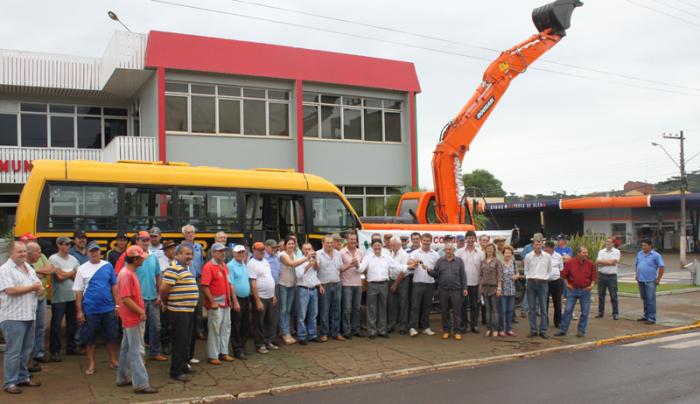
[
  {"x1": 142, "y1": 321, "x2": 700, "y2": 403},
  {"x1": 618, "y1": 287, "x2": 700, "y2": 297}
]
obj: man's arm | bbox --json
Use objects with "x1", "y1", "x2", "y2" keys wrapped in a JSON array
[
  {"x1": 250, "y1": 279, "x2": 263, "y2": 311},
  {"x1": 159, "y1": 282, "x2": 172, "y2": 306},
  {"x1": 202, "y1": 284, "x2": 217, "y2": 309},
  {"x1": 75, "y1": 291, "x2": 85, "y2": 324},
  {"x1": 111, "y1": 284, "x2": 120, "y2": 317},
  {"x1": 122, "y1": 296, "x2": 146, "y2": 321},
  {"x1": 656, "y1": 267, "x2": 665, "y2": 285}
]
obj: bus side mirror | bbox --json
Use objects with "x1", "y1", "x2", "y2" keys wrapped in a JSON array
[{"x1": 532, "y1": 0, "x2": 583, "y2": 36}]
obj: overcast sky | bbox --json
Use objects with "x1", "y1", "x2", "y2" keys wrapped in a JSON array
[{"x1": 2, "y1": 0, "x2": 699, "y2": 195}]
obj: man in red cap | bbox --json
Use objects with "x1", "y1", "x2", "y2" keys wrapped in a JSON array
[{"x1": 116, "y1": 245, "x2": 158, "y2": 394}]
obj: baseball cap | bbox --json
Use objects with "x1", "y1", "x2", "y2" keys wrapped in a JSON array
[
  {"x1": 56, "y1": 236, "x2": 72, "y2": 245},
  {"x1": 264, "y1": 239, "x2": 278, "y2": 248},
  {"x1": 211, "y1": 242, "x2": 228, "y2": 251},
  {"x1": 456, "y1": 235, "x2": 465, "y2": 241},
  {"x1": 126, "y1": 245, "x2": 148, "y2": 259},
  {"x1": 161, "y1": 239, "x2": 176, "y2": 250},
  {"x1": 494, "y1": 235, "x2": 507, "y2": 242},
  {"x1": 149, "y1": 227, "x2": 162, "y2": 236},
  {"x1": 19, "y1": 232, "x2": 37, "y2": 242},
  {"x1": 137, "y1": 230, "x2": 150, "y2": 239},
  {"x1": 253, "y1": 241, "x2": 265, "y2": 251},
  {"x1": 233, "y1": 245, "x2": 246, "y2": 253},
  {"x1": 556, "y1": 233, "x2": 568, "y2": 240},
  {"x1": 116, "y1": 231, "x2": 128, "y2": 240},
  {"x1": 531, "y1": 233, "x2": 545, "y2": 241},
  {"x1": 74, "y1": 230, "x2": 87, "y2": 239},
  {"x1": 87, "y1": 241, "x2": 101, "y2": 251}
]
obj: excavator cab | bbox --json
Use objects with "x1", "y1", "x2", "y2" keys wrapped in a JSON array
[{"x1": 532, "y1": 0, "x2": 583, "y2": 36}]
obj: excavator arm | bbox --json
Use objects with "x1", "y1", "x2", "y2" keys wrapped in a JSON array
[{"x1": 431, "y1": 0, "x2": 582, "y2": 224}]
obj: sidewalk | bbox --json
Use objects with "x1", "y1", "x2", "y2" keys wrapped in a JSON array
[{"x1": 2, "y1": 292, "x2": 698, "y2": 403}]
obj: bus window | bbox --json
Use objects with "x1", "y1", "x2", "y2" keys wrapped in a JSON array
[
  {"x1": 244, "y1": 193, "x2": 263, "y2": 231},
  {"x1": 179, "y1": 189, "x2": 240, "y2": 232},
  {"x1": 45, "y1": 184, "x2": 118, "y2": 230},
  {"x1": 311, "y1": 196, "x2": 356, "y2": 233},
  {"x1": 124, "y1": 187, "x2": 174, "y2": 231},
  {"x1": 279, "y1": 197, "x2": 305, "y2": 239}
]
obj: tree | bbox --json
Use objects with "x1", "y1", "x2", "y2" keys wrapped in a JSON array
[{"x1": 462, "y1": 169, "x2": 506, "y2": 197}]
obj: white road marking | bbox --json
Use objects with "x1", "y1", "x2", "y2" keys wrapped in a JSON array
[
  {"x1": 623, "y1": 332, "x2": 700, "y2": 347},
  {"x1": 661, "y1": 338, "x2": 700, "y2": 350}
]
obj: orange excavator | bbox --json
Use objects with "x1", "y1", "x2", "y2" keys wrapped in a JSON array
[{"x1": 362, "y1": 0, "x2": 583, "y2": 235}]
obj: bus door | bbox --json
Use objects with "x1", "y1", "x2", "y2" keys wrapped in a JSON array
[{"x1": 244, "y1": 192, "x2": 306, "y2": 244}]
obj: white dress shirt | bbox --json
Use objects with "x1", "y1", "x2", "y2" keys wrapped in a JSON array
[
  {"x1": 456, "y1": 246, "x2": 482, "y2": 286},
  {"x1": 389, "y1": 248, "x2": 410, "y2": 280},
  {"x1": 409, "y1": 248, "x2": 439, "y2": 284},
  {"x1": 316, "y1": 248, "x2": 342, "y2": 284},
  {"x1": 0, "y1": 259, "x2": 39, "y2": 322},
  {"x1": 597, "y1": 247, "x2": 621, "y2": 275},
  {"x1": 358, "y1": 253, "x2": 408, "y2": 282},
  {"x1": 295, "y1": 261, "x2": 320, "y2": 288},
  {"x1": 549, "y1": 252, "x2": 563, "y2": 281},
  {"x1": 524, "y1": 251, "x2": 552, "y2": 281}
]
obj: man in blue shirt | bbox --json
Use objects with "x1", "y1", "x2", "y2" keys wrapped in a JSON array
[
  {"x1": 635, "y1": 239, "x2": 665, "y2": 324},
  {"x1": 135, "y1": 232, "x2": 166, "y2": 361},
  {"x1": 554, "y1": 234, "x2": 573, "y2": 262},
  {"x1": 228, "y1": 245, "x2": 251, "y2": 360}
]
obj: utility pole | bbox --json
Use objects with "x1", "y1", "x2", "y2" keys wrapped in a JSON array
[{"x1": 661, "y1": 131, "x2": 687, "y2": 266}]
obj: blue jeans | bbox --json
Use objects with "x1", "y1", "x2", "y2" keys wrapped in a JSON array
[
  {"x1": 342, "y1": 286, "x2": 362, "y2": 336},
  {"x1": 527, "y1": 279, "x2": 549, "y2": 334},
  {"x1": 296, "y1": 287, "x2": 318, "y2": 341},
  {"x1": 1, "y1": 320, "x2": 35, "y2": 388},
  {"x1": 498, "y1": 295, "x2": 515, "y2": 333},
  {"x1": 278, "y1": 286, "x2": 295, "y2": 336},
  {"x1": 34, "y1": 299, "x2": 47, "y2": 359},
  {"x1": 117, "y1": 322, "x2": 150, "y2": 389},
  {"x1": 638, "y1": 281, "x2": 657, "y2": 322},
  {"x1": 50, "y1": 300, "x2": 78, "y2": 355},
  {"x1": 319, "y1": 282, "x2": 341, "y2": 337},
  {"x1": 144, "y1": 300, "x2": 161, "y2": 356},
  {"x1": 560, "y1": 288, "x2": 592, "y2": 335}
]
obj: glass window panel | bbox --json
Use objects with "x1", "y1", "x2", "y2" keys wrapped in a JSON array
[
  {"x1": 218, "y1": 86, "x2": 241, "y2": 97},
  {"x1": 191, "y1": 84, "x2": 215, "y2": 95},
  {"x1": 303, "y1": 93, "x2": 318, "y2": 103},
  {"x1": 386, "y1": 187, "x2": 403, "y2": 195},
  {"x1": 269, "y1": 103, "x2": 289, "y2": 136},
  {"x1": 21, "y1": 103, "x2": 46, "y2": 113},
  {"x1": 76, "y1": 106, "x2": 102, "y2": 115},
  {"x1": 218, "y1": 99, "x2": 241, "y2": 134},
  {"x1": 103, "y1": 107, "x2": 128, "y2": 116},
  {"x1": 364, "y1": 108, "x2": 382, "y2": 142},
  {"x1": 243, "y1": 88, "x2": 266, "y2": 99},
  {"x1": 366, "y1": 197, "x2": 385, "y2": 216},
  {"x1": 347, "y1": 198, "x2": 363, "y2": 217},
  {"x1": 50, "y1": 116, "x2": 74, "y2": 147},
  {"x1": 343, "y1": 108, "x2": 362, "y2": 140},
  {"x1": 165, "y1": 96, "x2": 188, "y2": 131},
  {"x1": 320, "y1": 105, "x2": 341, "y2": 140},
  {"x1": 178, "y1": 189, "x2": 207, "y2": 228},
  {"x1": 343, "y1": 97, "x2": 362, "y2": 106},
  {"x1": 49, "y1": 105, "x2": 74, "y2": 114},
  {"x1": 21, "y1": 114, "x2": 47, "y2": 147},
  {"x1": 104, "y1": 118, "x2": 127, "y2": 146},
  {"x1": 311, "y1": 196, "x2": 355, "y2": 232},
  {"x1": 384, "y1": 111, "x2": 402, "y2": 142},
  {"x1": 206, "y1": 191, "x2": 240, "y2": 231},
  {"x1": 384, "y1": 100, "x2": 402, "y2": 110},
  {"x1": 124, "y1": 187, "x2": 174, "y2": 231},
  {"x1": 165, "y1": 82, "x2": 188, "y2": 93},
  {"x1": 344, "y1": 186, "x2": 364, "y2": 195},
  {"x1": 0, "y1": 114, "x2": 17, "y2": 146},
  {"x1": 77, "y1": 116, "x2": 101, "y2": 148},
  {"x1": 191, "y1": 96, "x2": 215, "y2": 133},
  {"x1": 321, "y1": 95, "x2": 341, "y2": 105},
  {"x1": 133, "y1": 118, "x2": 140, "y2": 137},
  {"x1": 243, "y1": 99, "x2": 266, "y2": 135},
  {"x1": 268, "y1": 90, "x2": 289, "y2": 100},
  {"x1": 364, "y1": 99, "x2": 381, "y2": 108},
  {"x1": 366, "y1": 187, "x2": 384, "y2": 195},
  {"x1": 48, "y1": 184, "x2": 118, "y2": 231},
  {"x1": 303, "y1": 106, "x2": 319, "y2": 138}
]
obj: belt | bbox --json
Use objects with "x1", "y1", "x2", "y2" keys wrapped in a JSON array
[
  {"x1": 298, "y1": 285, "x2": 317, "y2": 290},
  {"x1": 369, "y1": 280, "x2": 388, "y2": 284},
  {"x1": 321, "y1": 281, "x2": 339, "y2": 286}
]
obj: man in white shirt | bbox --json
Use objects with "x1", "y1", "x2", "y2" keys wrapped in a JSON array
[
  {"x1": 456, "y1": 230, "x2": 481, "y2": 334},
  {"x1": 408, "y1": 233, "x2": 439, "y2": 337},
  {"x1": 544, "y1": 241, "x2": 564, "y2": 329},
  {"x1": 248, "y1": 242, "x2": 277, "y2": 354},
  {"x1": 295, "y1": 243, "x2": 321, "y2": 345},
  {"x1": 387, "y1": 236, "x2": 411, "y2": 335},
  {"x1": 315, "y1": 235, "x2": 344, "y2": 342},
  {"x1": 596, "y1": 237, "x2": 621, "y2": 320},
  {"x1": 524, "y1": 239, "x2": 552, "y2": 339}
]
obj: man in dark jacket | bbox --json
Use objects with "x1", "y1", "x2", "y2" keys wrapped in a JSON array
[{"x1": 429, "y1": 243, "x2": 468, "y2": 341}]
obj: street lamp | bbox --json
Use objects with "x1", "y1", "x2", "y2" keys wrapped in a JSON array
[
  {"x1": 108, "y1": 11, "x2": 132, "y2": 32},
  {"x1": 651, "y1": 131, "x2": 687, "y2": 266}
]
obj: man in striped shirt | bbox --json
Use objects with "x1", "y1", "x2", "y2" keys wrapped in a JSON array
[{"x1": 159, "y1": 244, "x2": 199, "y2": 382}]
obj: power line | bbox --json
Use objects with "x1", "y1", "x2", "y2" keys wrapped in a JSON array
[
  {"x1": 649, "y1": 0, "x2": 700, "y2": 19},
  {"x1": 150, "y1": 0, "x2": 700, "y2": 97},
  {"x1": 224, "y1": 0, "x2": 700, "y2": 93},
  {"x1": 623, "y1": 0, "x2": 700, "y2": 27}
]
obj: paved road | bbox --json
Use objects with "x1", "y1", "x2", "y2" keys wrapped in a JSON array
[
  {"x1": 243, "y1": 331, "x2": 700, "y2": 404},
  {"x1": 618, "y1": 251, "x2": 695, "y2": 284}
]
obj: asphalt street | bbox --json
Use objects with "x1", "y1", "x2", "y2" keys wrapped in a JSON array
[{"x1": 243, "y1": 331, "x2": 700, "y2": 404}]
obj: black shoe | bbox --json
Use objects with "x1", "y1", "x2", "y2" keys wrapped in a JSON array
[
  {"x1": 637, "y1": 317, "x2": 648, "y2": 322},
  {"x1": 354, "y1": 331, "x2": 366, "y2": 338},
  {"x1": 378, "y1": 334, "x2": 389, "y2": 338},
  {"x1": 576, "y1": 332, "x2": 585, "y2": 337},
  {"x1": 471, "y1": 328, "x2": 479, "y2": 334},
  {"x1": 368, "y1": 335, "x2": 376, "y2": 340},
  {"x1": 554, "y1": 331, "x2": 566, "y2": 337},
  {"x1": 343, "y1": 334, "x2": 353, "y2": 340},
  {"x1": 28, "y1": 363, "x2": 42, "y2": 373},
  {"x1": 528, "y1": 332, "x2": 538, "y2": 338},
  {"x1": 34, "y1": 357, "x2": 49, "y2": 364},
  {"x1": 135, "y1": 386, "x2": 159, "y2": 394},
  {"x1": 171, "y1": 374, "x2": 192, "y2": 382},
  {"x1": 234, "y1": 352, "x2": 248, "y2": 360},
  {"x1": 309, "y1": 338, "x2": 321, "y2": 343},
  {"x1": 162, "y1": 346, "x2": 171, "y2": 356},
  {"x1": 539, "y1": 333, "x2": 549, "y2": 339},
  {"x1": 298, "y1": 339, "x2": 308, "y2": 346},
  {"x1": 595, "y1": 314, "x2": 604, "y2": 318},
  {"x1": 184, "y1": 367, "x2": 197, "y2": 374},
  {"x1": 645, "y1": 320, "x2": 656, "y2": 325},
  {"x1": 50, "y1": 354, "x2": 62, "y2": 362},
  {"x1": 613, "y1": 314, "x2": 619, "y2": 320}
]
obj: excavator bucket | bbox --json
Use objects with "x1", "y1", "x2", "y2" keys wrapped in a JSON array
[{"x1": 532, "y1": 0, "x2": 583, "y2": 36}]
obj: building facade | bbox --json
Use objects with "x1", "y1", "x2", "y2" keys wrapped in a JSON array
[{"x1": 0, "y1": 30, "x2": 420, "y2": 232}]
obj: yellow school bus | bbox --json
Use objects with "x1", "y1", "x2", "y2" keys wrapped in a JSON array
[{"x1": 15, "y1": 160, "x2": 360, "y2": 252}]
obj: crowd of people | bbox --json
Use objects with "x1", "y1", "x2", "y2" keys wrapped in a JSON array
[{"x1": 0, "y1": 227, "x2": 666, "y2": 395}]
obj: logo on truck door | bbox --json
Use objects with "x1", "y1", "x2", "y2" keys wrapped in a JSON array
[{"x1": 475, "y1": 96, "x2": 495, "y2": 120}]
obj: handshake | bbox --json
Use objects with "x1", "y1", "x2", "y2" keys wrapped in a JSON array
[{"x1": 406, "y1": 259, "x2": 421, "y2": 270}]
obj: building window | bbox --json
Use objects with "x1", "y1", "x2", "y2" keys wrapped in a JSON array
[
  {"x1": 165, "y1": 81, "x2": 291, "y2": 137},
  {"x1": 303, "y1": 93, "x2": 402, "y2": 142},
  {"x1": 9, "y1": 103, "x2": 129, "y2": 149},
  {"x1": 339, "y1": 186, "x2": 404, "y2": 217}
]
